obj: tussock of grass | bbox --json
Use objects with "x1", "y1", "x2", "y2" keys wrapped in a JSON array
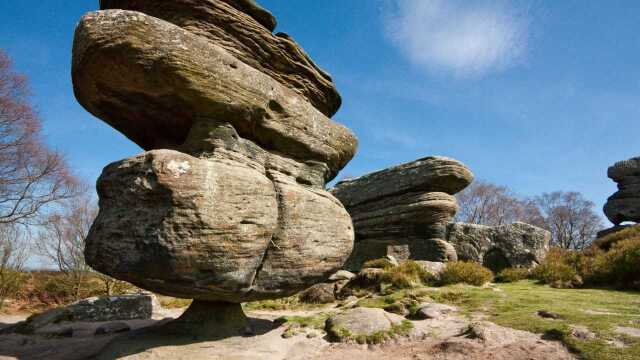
[{"x1": 362, "y1": 258, "x2": 395, "y2": 269}]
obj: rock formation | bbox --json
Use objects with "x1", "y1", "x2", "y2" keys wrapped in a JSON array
[
  {"x1": 446, "y1": 222, "x2": 550, "y2": 272},
  {"x1": 603, "y1": 156, "x2": 640, "y2": 225},
  {"x1": 72, "y1": 1, "x2": 357, "y2": 336},
  {"x1": 330, "y1": 157, "x2": 473, "y2": 270}
]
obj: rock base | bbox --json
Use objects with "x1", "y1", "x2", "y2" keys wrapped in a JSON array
[{"x1": 95, "y1": 301, "x2": 266, "y2": 359}]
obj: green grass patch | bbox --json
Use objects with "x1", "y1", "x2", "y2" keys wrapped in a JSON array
[{"x1": 422, "y1": 280, "x2": 640, "y2": 360}]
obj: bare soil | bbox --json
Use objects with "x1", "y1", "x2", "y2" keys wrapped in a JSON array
[{"x1": 0, "y1": 306, "x2": 574, "y2": 360}]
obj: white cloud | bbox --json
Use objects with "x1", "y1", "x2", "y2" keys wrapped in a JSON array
[{"x1": 384, "y1": 0, "x2": 530, "y2": 78}]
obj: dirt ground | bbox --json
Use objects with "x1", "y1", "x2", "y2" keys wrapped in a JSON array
[{"x1": 0, "y1": 306, "x2": 574, "y2": 360}]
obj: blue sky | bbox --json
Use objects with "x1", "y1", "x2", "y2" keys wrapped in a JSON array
[{"x1": 1, "y1": 0, "x2": 639, "y2": 223}]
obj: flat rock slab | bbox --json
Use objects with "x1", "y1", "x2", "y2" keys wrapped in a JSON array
[{"x1": 331, "y1": 157, "x2": 473, "y2": 207}]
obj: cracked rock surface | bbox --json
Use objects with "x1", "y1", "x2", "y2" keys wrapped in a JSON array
[{"x1": 75, "y1": 2, "x2": 356, "y2": 303}]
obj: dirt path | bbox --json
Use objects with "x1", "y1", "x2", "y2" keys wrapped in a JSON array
[{"x1": 0, "y1": 308, "x2": 574, "y2": 360}]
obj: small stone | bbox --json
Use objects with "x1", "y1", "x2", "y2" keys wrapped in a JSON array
[
  {"x1": 537, "y1": 310, "x2": 563, "y2": 320},
  {"x1": 299, "y1": 283, "x2": 336, "y2": 304},
  {"x1": 384, "y1": 302, "x2": 409, "y2": 316},
  {"x1": 415, "y1": 303, "x2": 457, "y2": 320},
  {"x1": 329, "y1": 270, "x2": 356, "y2": 282},
  {"x1": 569, "y1": 325, "x2": 596, "y2": 341}
]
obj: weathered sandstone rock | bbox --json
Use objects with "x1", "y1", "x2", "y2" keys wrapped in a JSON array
[
  {"x1": 6, "y1": 295, "x2": 157, "y2": 335},
  {"x1": 86, "y1": 150, "x2": 353, "y2": 302},
  {"x1": 332, "y1": 156, "x2": 473, "y2": 207},
  {"x1": 325, "y1": 308, "x2": 406, "y2": 342},
  {"x1": 331, "y1": 157, "x2": 472, "y2": 270},
  {"x1": 72, "y1": 10, "x2": 356, "y2": 181},
  {"x1": 446, "y1": 222, "x2": 550, "y2": 272},
  {"x1": 73, "y1": 1, "x2": 356, "y2": 339},
  {"x1": 99, "y1": 0, "x2": 339, "y2": 117},
  {"x1": 604, "y1": 156, "x2": 640, "y2": 225}
]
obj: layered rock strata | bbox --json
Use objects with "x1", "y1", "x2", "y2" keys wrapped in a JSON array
[
  {"x1": 73, "y1": 1, "x2": 357, "y2": 331},
  {"x1": 330, "y1": 157, "x2": 473, "y2": 270},
  {"x1": 446, "y1": 222, "x2": 550, "y2": 272},
  {"x1": 603, "y1": 156, "x2": 640, "y2": 225}
]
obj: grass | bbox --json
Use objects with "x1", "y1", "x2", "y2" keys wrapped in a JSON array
[
  {"x1": 328, "y1": 319, "x2": 414, "y2": 345},
  {"x1": 420, "y1": 280, "x2": 640, "y2": 360}
]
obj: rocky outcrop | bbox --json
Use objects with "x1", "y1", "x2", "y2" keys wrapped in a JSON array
[
  {"x1": 331, "y1": 157, "x2": 473, "y2": 270},
  {"x1": 73, "y1": 1, "x2": 356, "y2": 335},
  {"x1": 446, "y1": 222, "x2": 550, "y2": 272},
  {"x1": 603, "y1": 156, "x2": 640, "y2": 225},
  {"x1": 4, "y1": 295, "x2": 158, "y2": 335}
]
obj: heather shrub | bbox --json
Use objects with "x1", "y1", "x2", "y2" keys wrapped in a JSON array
[
  {"x1": 495, "y1": 267, "x2": 531, "y2": 283},
  {"x1": 591, "y1": 237, "x2": 640, "y2": 289},
  {"x1": 532, "y1": 248, "x2": 583, "y2": 288},
  {"x1": 440, "y1": 261, "x2": 494, "y2": 286}
]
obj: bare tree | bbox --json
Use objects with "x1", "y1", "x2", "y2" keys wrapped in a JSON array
[
  {"x1": 0, "y1": 50, "x2": 80, "y2": 226},
  {"x1": 535, "y1": 191, "x2": 603, "y2": 250},
  {"x1": 36, "y1": 197, "x2": 96, "y2": 300},
  {"x1": 0, "y1": 224, "x2": 29, "y2": 309},
  {"x1": 456, "y1": 180, "x2": 544, "y2": 227}
]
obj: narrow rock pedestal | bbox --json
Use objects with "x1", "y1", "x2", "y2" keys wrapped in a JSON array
[{"x1": 96, "y1": 301, "x2": 267, "y2": 358}]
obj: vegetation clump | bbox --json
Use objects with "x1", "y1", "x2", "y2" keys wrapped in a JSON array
[
  {"x1": 439, "y1": 261, "x2": 494, "y2": 286},
  {"x1": 532, "y1": 231, "x2": 640, "y2": 289},
  {"x1": 495, "y1": 267, "x2": 531, "y2": 283}
]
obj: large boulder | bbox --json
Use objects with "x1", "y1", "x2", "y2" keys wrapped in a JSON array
[
  {"x1": 72, "y1": 1, "x2": 357, "y2": 338},
  {"x1": 604, "y1": 156, "x2": 640, "y2": 225},
  {"x1": 446, "y1": 222, "x2": 550, "y2": 272},
  {"x1": 331, "y1": 157, "x2": 472, "y2": 270},
  {"x1": 7, "y1": 295, "x2": 158, "y2": 335},
  {"x1": 99, "y1": 1, "x2": 339, "y2": 117}
]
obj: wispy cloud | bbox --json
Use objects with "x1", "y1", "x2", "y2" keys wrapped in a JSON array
[{"x1": 383, "y1": 0, "x2": 530, "y2": 78}]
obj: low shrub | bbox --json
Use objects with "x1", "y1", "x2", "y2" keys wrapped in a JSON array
[
  {"x1": 495, "y1": 267, "x2": 531, "y2": 283},
  {"x1": 591, "y1": 237, "x2": 640, "y2": 289},
  {"x1": 531, "y1": 248, "x2": 583, "y2": 288},
  {"x1": 593, "y1": 225, "x2": 640, "y2": 250},
  {"x1": 439, "y1": 261, "x2": 494, "y2": 286}
]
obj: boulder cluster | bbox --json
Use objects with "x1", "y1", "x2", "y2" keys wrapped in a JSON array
[
  {"x1": 73, "y1": 0, "x2": 357, "y2": 323},
  {"x1": 331, "y1": 157, "x2": 474, "y2": 270},
  {"x1": 446, "y1": 222, "x2": 550, "y2": 272},
  {"x1": 603, "y1": 156, "x2": 640, "y2": 226}
]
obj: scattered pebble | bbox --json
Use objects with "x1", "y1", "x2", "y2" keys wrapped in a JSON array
[{"x1": 537, "y1": 310, "x2": 562, "y2": 320}]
